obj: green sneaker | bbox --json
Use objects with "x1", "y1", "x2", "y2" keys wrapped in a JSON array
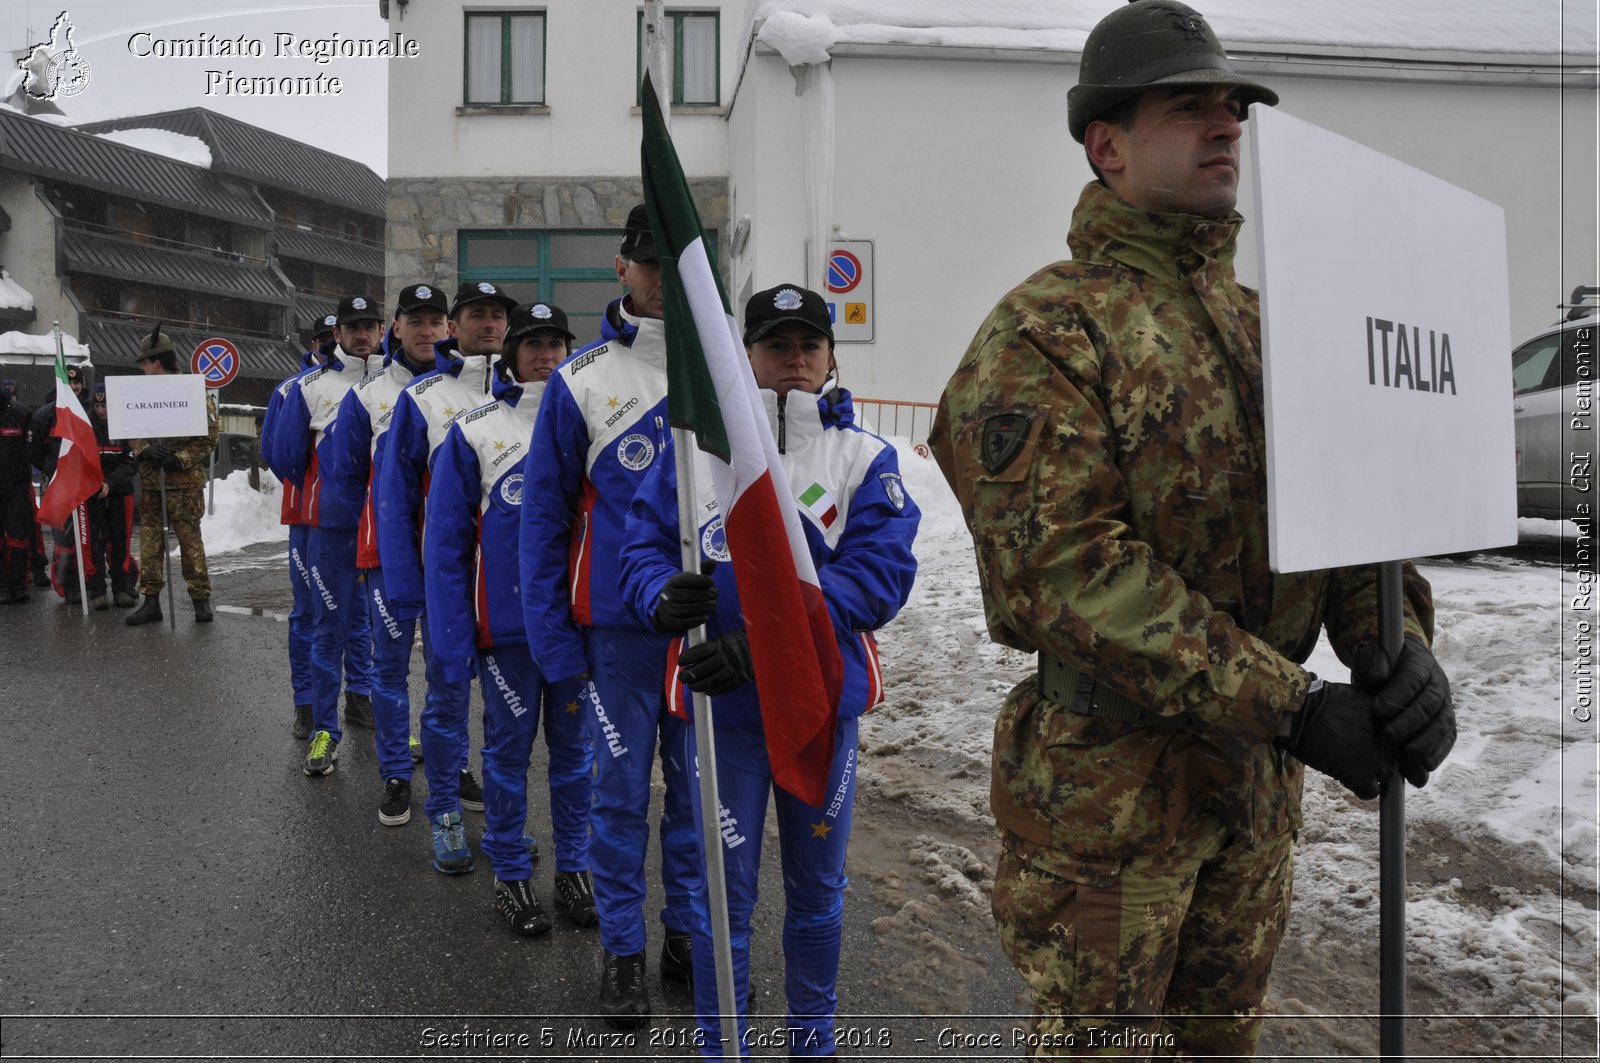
[
  {"x1": 303, "y1": 730, "x2": 338, "y2": 776},
  {"x1": 410, "y1": 734, "x2": 423, "y2": 763}
]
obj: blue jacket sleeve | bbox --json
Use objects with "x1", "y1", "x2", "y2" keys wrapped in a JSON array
[
  {"x1": 322, "y1": 388, "x2": 373, "y2": 515},
  {"x1": 518, "y1": 372, "x2": 590, "y2": 682},
  {"x1": 423, "y1": 424, "x2": 480, "y2": 685},
  {"x1": 259, "y1": 379, "x2": 288, "y2": 474},
  {"x1": 818, "y1": 444, "x2": 921, "y2": 635},
  {"x1": 265, "y1": 380, "x2": 312, "y2": 486},
  {"x1": 618, "y1": 453, "x2": 684, "y2": 633},
  {"x1": 375, "y1": 389, "x2": 429, "y2": 620}
]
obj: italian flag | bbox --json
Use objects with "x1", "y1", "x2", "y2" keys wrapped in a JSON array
[
  {"x1": 642, "y1": 75, "x2": 845, "y2": 806},
  {"x1": 36, "y1": 340, "x2": 102, "y2": 529}
]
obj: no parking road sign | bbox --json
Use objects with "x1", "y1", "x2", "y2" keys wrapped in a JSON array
[
  {"x1": 821, "y1": 240, "x2": 873, "y2": 343},
  {"x1": 191, "y1": 337, "x2": 241, "y2": 388}
]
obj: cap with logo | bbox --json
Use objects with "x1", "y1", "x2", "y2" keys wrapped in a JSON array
[
  {"x1": 65, "y1": 365, "x2": 83, "y2": 382},
  {"x1": 91, "y1": 382, "x2": 107, "y2": 402},
  {"x1": 505, "y1": 302, "x2": 576, "y2": 346},
  {"x1": 0, "y1": 379, "x2": 15, "y2": 396},
  {"x1": 336, "y1": 294, "x2": 383, "y2": 326},
  {"x1": 1067, "y1": 0, "x2": 1277, "y2": 143},
  {"x1": 395, "y1": 283, "x2": 451, "y2": 318},
  {"x1": 742, "y1": 285, "x2": 834, "y2": 346},
  {"x1": 310, "y1": 312, "x2": 337, "y2": 337},
  {"x1": 619, "y1": 203, "x2": 656, "y2": 264},
  {"x1": 449, "y1": 280, "x2": 518, "y2": 317}
]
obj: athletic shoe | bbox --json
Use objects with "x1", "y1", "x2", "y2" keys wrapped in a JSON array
[
  {"x1": 344, "y1": 691, "x2": 374, "y2": 729},
  {"x1": 597, "y1": 950, "x2": 649, "y2": 1029},
  {"x1": 430, "y1": 811, "x2": 474, "y2": 874},
  {"x1": 660, "y1": 931, "x2": 693, "y2": 986},
  {"x1": 113, "y1": 591, "x2": 138, "y2": 608},
  {"x1": 409, "y1": 734, "x2": 423, "y2": 763},
  {"x1": 458, "y1": 768, "x2": 484, "y2": 812},
  {"x1": 303, "y1": 730, "x2": 338, "y2": 776},
  {"x1": 524, "y1": 833, "x2": 541, "y2": 865},
  {"x1": 378, "y1": 777, "x2": 411, "y2": 827},
  {"x1": 553, "y1": 869, "x2": 598, "y2": 928},
  {"x1": 291, "y1": 704, "x2": 312, "y2": 740},
  {"x1": 89, "y1": 594, "x2": 108, "y2": 611},
  {"x1": 493, "y1": 878, "x2": 553, "y2": 937}
]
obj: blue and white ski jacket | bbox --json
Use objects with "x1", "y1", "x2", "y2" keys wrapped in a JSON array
[
  {"x1": 261, "y1": 342, "x2": 369, "y2": 529},
  {"x1": 619, "y1": 384, "x2": 921, "y2": 727},
  {"x1": 260, "y1": 349, "x2": 319, "y2": 527},
  {"x1": 374, "y1": 338, "x2": 495, "y2": 620},
  {"x1": 424, "y1": 366, "x2": 545, "y2": 684},
  {"x1": 323, "y1": 332, "x2": 424, "y2": 570},
  {"x1": 519, "y1": 298, "x2": 671, "y2": 683}
]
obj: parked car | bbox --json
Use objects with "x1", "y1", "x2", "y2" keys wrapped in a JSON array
[{"x1": 1511, "y1": 285, "x2": 1596, "y2": 523}]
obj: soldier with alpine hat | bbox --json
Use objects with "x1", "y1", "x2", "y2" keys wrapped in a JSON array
[{"x1": 931, "y1": 1, "x2": 1457, "y2": 1055}]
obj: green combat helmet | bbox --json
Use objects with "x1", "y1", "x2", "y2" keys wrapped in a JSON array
[
  {"x1": 138, "y1": 321, "x2": 179, "y2": 371},
  {"x1": 1068, "y1": 0, "x2": 1279, "y2": 143}
]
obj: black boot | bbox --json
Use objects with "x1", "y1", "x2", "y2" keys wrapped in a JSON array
[
  {"x1": 660, "y1": 931, "x2": 693, "y2": 986},
  {"x1": 124, "y1": 594, "x2": 163, "y2": 626},
  {"x1": 344, "y1": 691, "x2": 374, "y2": 729},
  {"x1": 597, "y1": 950, "x2": 649, "y2": 1029},
  {"x1": 192, "y1": 597, "x2": 213, "y2": 623},
  {"x1": 291, "y1": 704, "x2": 313, "y2": 740}
]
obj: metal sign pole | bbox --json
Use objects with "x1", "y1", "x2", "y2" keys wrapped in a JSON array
[
  {"x1": 207, "y1": 384, "x2": 219, "y2": 516},
  {"x1": 159, "y1": 468, "x2": 176, "y2": 631},
  {"x1": 1377, "y1": 560, "x2": 1407, "y2": 1059},
  {"x1": 71, "y1": 504, "x2": 89, "y2": 615}
]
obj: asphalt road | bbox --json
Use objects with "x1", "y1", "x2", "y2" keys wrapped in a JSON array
[{"x1": 0, "y1": 541, "x2": 1028, "y2": 1062}]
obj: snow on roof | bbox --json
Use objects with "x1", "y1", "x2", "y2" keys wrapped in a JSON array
[
  {"x1": 748, "y1": 1, "x2": 1597, "y2": 63},
  {"x1": 0, "y1": 330, "x2": 91, "y2": 359},
  {"x1": 0, "y1": 271, "x2": 34, "y2": 312},
  {"x1": 92, "y1": 128, "x2": 213, "y2": 169}
]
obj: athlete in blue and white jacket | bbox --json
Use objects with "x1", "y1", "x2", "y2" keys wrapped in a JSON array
[
  {"x1": 262, "y1": 294, "x2": 378, "y2": 778},
  {"x1": 618, "y1": 284, "x2": 920, "y2": 1060},
  {"x1": 518, "y1": 209, "x2": 697, "y2": 1025},
  {"x1": 375, "y1": 280, "x2": 514, "y2": 871},
  {"x1": 321, "y1": 285, "x2": 449, "y2": 827},
  {"x1": 425, "y1": 303, "x2": 598, "y2": 936}
]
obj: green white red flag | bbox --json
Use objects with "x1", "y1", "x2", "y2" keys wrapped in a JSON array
[
  {"x1": 641, "y1": 74, "x2": 844, "y2": 806},
  {"x1": 36, "y1": 336, "x2": 101, "y2": 528}
]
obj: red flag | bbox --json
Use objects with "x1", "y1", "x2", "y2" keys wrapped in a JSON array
[
  {"x1": 642, "y1": 77, "x2": 844, "y2": 805},
  {"x1": 37, "y1": 343, "x2": 101, "y2": 528}
]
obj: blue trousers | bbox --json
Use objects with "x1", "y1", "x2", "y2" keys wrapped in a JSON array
[
  {"x1": 585, "y1": 626, "x2": 699, "y2": 956},
  {"x1": 686, "y1": 715, "x2": 859, "y2": 1060},
  {"x1": 479, "y1": 646, "x2": 593, "y2": 881},
  {"x1": 414, "y1": 600, "x2": 473, "y2": 820},
  {"x1": 286, "y1": 524, "x2": 313, "y2": 707},
  {"x1": 306, "y1": 526, "x2": 373, "y2": 743},
  {"x1": 365, "y1": 566, "x2": 419, "y2": 783}
]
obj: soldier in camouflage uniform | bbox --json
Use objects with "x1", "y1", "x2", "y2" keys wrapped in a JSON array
[
  {"x1": 930, "y1": 2, "x2": 1458, "y2": 1057},
  {"x1": 126, "y1": 325, "x2": 219, "y2": 626}
]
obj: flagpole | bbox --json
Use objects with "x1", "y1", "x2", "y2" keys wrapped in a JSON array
[
  {"x1": 51, "y1": 326, "x2": 90, "y2": 616},
  {"x1": 673, "y1": 426, "x2": 740, "y2": 1063}
]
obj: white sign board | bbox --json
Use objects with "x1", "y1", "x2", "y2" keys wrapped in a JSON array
[
  {"x1": 1249, "y1": 106, "x2": 1517, "y2": 572},
  {"x1": 104, "y1": 374, "x2": 208, "y2": 441}
]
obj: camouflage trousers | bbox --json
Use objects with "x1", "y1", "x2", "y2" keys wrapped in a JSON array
[
  {"x1": 137, "y1": 486, "x2": 210, "y2": 600},
  {"x1": 993, "y1": 822, "x2": 1294, "y2": 1059}
]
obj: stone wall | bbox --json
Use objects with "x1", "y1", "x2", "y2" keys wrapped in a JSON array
[{"x1": 385, "y1": 176, "x2": 730, "y2": 303}]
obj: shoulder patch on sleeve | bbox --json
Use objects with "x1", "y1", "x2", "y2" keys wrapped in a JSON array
[
  {"x1": 980, "y1": 412, "x2": 1032, "y2": 474},
  {"x1": 878, "y1": 472, "x2": 906, "y2": 512}
]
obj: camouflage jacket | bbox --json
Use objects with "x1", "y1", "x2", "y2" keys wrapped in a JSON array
[
  {"x1": 931, "y1": 182, "x2": 1433, "y2": 858},
  {"x1": 136, "y1": 391, "x2": 219, "y2": 490}
]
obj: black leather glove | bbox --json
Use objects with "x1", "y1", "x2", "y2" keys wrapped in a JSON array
[
  {"x1": 653, "y1": 572, "x2": 718, "y2": 634},
  {"x1": 676, "y1": 631, "x2": 752, "y2": 696},
  {"x1": 1368, "y1": 637, "x2": 1455, "y2": 788},
  {"x1": 140, "y1": 443, "x2": 175, "y2": 468},
  {"x1": 1276, "y1": 679, "x2": 1396, "y2": 800}
]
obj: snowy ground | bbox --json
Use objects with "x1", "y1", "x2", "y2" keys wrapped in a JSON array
[{"x1": 865, "y1": 438, "x2": 1597, "y2": 1045}]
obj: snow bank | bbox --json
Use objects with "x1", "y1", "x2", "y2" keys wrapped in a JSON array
[
  {"x1": 196, "y1": 469, "x2": 287, "y2": 554},
  {"x1": 0, "y1": 330, "x2": 91, "y2": 359},
  {"x1": 759, "y1": 11, "x2": 840, "y2": 66},
  {"x1": 93, "y1": 128, "x2": 213, "y2": 169},
  {"x1": 0, "y1": 271, "x2": 35, "y2": 312}
]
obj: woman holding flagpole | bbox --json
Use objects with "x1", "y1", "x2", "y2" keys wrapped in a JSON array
[{"x1": 620, "y1": 283, "x2": 920, "y2": 1060}]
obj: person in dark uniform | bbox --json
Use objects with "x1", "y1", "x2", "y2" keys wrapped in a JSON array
[
  {"x1": 28, "y1": 363, "x2": 90, "y2": 602},
  {"x1": 0, "y1": 379, "x2": 35, "y2": 603},
  {"x1": 83, "y1": 383, "x2": 139, "y2": 609}
]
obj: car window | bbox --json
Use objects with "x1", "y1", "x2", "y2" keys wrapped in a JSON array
[
  {"x1": 1511, "y1": 335, "x2": 1560, "y2": 393},
  {"x1": 1556, "y1": 324, "x2": 1596, "y2": 390}
]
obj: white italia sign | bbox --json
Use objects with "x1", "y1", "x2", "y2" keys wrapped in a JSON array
[{"x1": 1249, "y1": 106, "x2": 1518, "y2": 572}]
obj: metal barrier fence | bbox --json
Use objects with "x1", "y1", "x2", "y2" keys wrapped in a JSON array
[{"x1": 852, "y1": 397, "x2": 938, "y2": 453}]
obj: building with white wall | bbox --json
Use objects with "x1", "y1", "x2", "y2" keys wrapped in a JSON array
[{"x1": 386, "y1": 1, "x2": 1597, "y2": 404}]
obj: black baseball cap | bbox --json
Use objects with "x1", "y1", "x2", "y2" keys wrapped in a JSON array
[
  {"x1": 449, "y1": 280, "x2": 518, "y2": 318},
  {"x1": 619, "y1": 203, "x2": 656, "y2": 263},
  {"x1": 394, "y1": 283, "x2": 450, "y2": 318},
  {"x1": 505, "y1": 302, "x2": 576, "y2": 345},
  {"x1": 743, "y1": 284, "x2": 834, "y2": 345},
  {"x1": 335, "y1": 294, "x2": 383, "y2": 326},
  {"x1": 65, "y1": 364, "x2": 84, "y2": 383},
  {"x1": 311, "y1": 312, "x2": 337, "y2": 336}
]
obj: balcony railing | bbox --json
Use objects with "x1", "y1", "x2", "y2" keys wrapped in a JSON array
[{"x1": 62, "y1": 218, "x2": 269, "y2": 267}]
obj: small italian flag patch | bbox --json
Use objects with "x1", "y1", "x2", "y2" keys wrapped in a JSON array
[{"x1": 799, "y1": 482, "x2": 838, "y2": 528}]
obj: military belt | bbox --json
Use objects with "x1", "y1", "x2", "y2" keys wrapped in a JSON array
[{"x1": 1036, "y1": 651, "x2": 1199, "y2": 733}]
